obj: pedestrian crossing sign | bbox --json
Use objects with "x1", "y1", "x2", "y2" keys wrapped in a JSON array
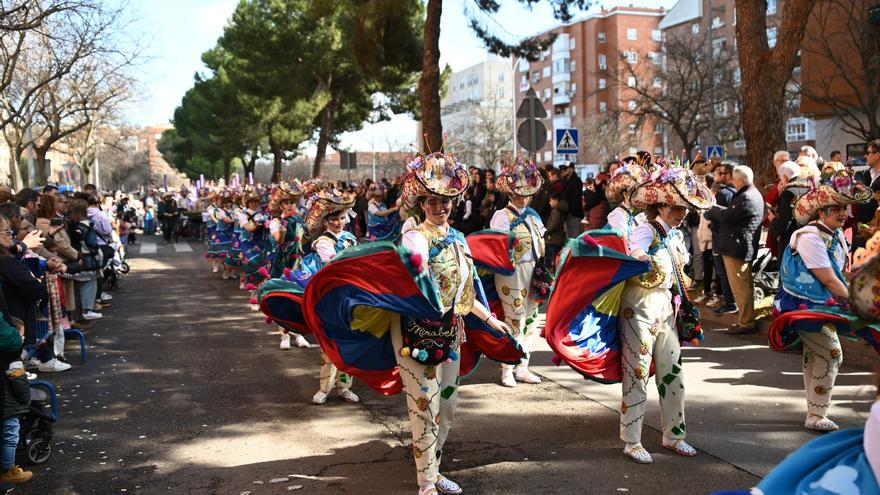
[
  {"x1": 556, "y1": 128, "x2": 579, "y2": 154},
  {"x1": 707, "y1": 145, "x2": 724, "y2": 160}
]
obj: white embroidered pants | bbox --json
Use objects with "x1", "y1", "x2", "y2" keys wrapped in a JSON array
[
  {"x1": 391, "y1": 315, "x2": 461, "y2": 488},
  {"x1": 619, "y1": 283, "x2": 687, "y2": 444},
  {"x1": 495, "y1": 260, "x2": 538, "y2": 370},
  {"x1": 318, "y1": 352, "x2": 353, "y2": 393},
  {"x1": 798, "y1": 325, "x2": 843, "y2": 417}
]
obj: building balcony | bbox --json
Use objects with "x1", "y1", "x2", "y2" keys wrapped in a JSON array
[
  {"x1": 553, "y1": 115, "x2": 572, "y2": 129},
  {"x1": 552, "y1": 92, "x2": 571, "y2": 106},
  {"x1": 552, "y1": 71, "x2": 570, "y2": 84}
]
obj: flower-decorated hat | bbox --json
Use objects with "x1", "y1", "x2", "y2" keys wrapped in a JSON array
[
  {"x1": 305, "y1": 189, "x2": 355, "y2": 237},
  {"x1": 273, "y1": 179, "x2": 304, "y2": 200},
  {"x1": 629, "y1": 161, "x2": 714, "y2": 210},
  {"x1": 605, "y1": 160, "x2": 647, "y2": 203},
  {"x1": 401, "y1": 151, "x2": 470, "y2": 209},
  {"x1": 496, "y1": 155, "x2": 543, "y2": 197},
  {"x1": 794, "y1": 171, "x2": 870, "y2": 226}
]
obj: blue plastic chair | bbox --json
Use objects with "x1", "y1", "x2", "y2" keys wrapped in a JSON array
[
  {"x1": 63, "y1": 328, "x2": 87, "y2": 364},
  {"x1": 29, "y1": 380, "x2": 58, "y2": 421}
]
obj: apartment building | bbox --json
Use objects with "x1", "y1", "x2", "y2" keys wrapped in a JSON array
[
  {"x1": 440, "y1": 56, "x2": 513, "y2": 169},
  {"x1": 659, "y1": 0, "x2": 815, "y2": 160},
  {"x1": 513, "y1": 6, "x2": 666, "y2": 168}
]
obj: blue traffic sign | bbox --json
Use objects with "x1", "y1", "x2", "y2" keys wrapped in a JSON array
[
  {"x1": 556, "y1": 128, "x2": 579, "y2": 154},
  {"x1": 707, "y1": 145, "x2": 724, "y2": 160}
]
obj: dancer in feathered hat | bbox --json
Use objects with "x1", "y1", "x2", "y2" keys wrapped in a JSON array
[
  {"x1": 267, "y1": 181, "x2": 309, "y2": 350},
  {"x1": 490, "y1": 155, "x2": 547, "y2": 387}
]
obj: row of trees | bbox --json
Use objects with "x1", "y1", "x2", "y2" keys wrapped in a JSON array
[{"x1": 0, "y1": 0, "x2": 140, "y2": 188}]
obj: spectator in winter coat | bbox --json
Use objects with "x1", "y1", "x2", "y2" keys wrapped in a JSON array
[
  {"x1": 561, "y1": 163, "x2": 584, "y2": 237},
  {"x1": 769, "y1": 161, "x2": 811, "y2": 257},
  {"x1": 543, "y1": 193, "x2": 567, "y2": 270},
  {"x1": 704, "y1": 165, "x2": 765, "y2": 334}
]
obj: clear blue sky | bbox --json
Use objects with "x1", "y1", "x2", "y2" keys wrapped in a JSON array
[{"x1": 127, "y1": 0, "x2": 674, "y2": 152}]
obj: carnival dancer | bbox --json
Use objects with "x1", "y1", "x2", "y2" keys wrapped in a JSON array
[
  {"x1": 769, "y1": 172, "x2": 871, "y2": 431},
  {"x1": 618, "y1": 162, "x2": 714, "y2": 463},
  {"x1": 240, "y1": 193, "x2": 273, "y2": 310},
  {"x1": 223, "y1": 192, "x2": 244, "y2": 284},
  {"x1": 211, "y1": 192, "x2": 236, "y2": 280},
  {"x1": 268, "y1": 182, "x2": 310, "y2": 349},
  {"x1": 605, "y1": 160, "x2": 648, "y2": 248},
  {"x1": 299, "y1": 190, "x2": 360, "y2": 404},
  {"x1": 490, "y1": 156, "x2": 546, "y2": 387},
  {"x1": 366, "y1": 185, "x2": 401, "y2": 241},
  {"x1": 203, "y1": 191, "x2": 222, "y2": 272}
]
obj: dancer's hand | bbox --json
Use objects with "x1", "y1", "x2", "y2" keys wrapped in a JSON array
[{"x1": 486, "y1": 316, "x2": 513, "y2": 336}]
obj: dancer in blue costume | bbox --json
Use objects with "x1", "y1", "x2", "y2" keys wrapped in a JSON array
[
  {"x1": 203, "y1": 191, "x2": 222, "y2": 272},
  {"x1": 299, "y1": 189, "x2": 360, "y2": 404},
  {"x1": 211, "y1": 192, "x2": 236, "y2": 280},
  {"x1": 366, "y1": 185, "x2": 401, "y2": 241},
  {"x1": 268, "y1": 182, "x2": 310, "y2": 350},
  {"x1": 223, "y1": 193, "x2": 244, "y2": 284},
  {"x1": 239, "y1": 193, "x2": 274, "y2": 309},
  {"x1": 770, "y1": 172, "x2": 871, "y2": 432}
]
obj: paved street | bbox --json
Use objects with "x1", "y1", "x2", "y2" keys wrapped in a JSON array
[{"x1": 28, "y1": 235, "x2": 876, "y2": 494}]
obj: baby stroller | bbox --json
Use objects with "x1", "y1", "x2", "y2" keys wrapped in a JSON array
[
  {"x1": 16, "y1": 380, "x2": 57, "y2": 466},
  {"x1": 752, "y1": 245, "x2": 780, "y2": 303},
  {"x1": 102, "y1": 243, "x2": 130, "y2": 292}
]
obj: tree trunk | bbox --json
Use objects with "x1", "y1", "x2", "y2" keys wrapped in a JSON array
[
  {"x1": 418, "y1": 0, "x2": 443, "y2": 153},
  {"x1": 270, "y1": 137, "x2": 283, "y2": 182},
  {"x1": 223, "y1": 157, "x2": 232, "y2": 183},
  {"x1": 34, "y1": 145, "x2": 49, "y2": 186},
  {"x1": 312, "y1": 97, "x2": 340, "y2": 179},
  {"x1": 244, "y1": 147, "x2": 258, "y2": 179},
  {"x1": 735, "y1": 0, "x2": 818, "y2": 185}
]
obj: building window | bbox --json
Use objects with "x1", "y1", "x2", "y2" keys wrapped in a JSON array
[
  {"x1": 571, "y1": 83, "x2": 577, "y2": 95},
  {"x1": 598, "y1": 78, "x2": 606, "y2": 89},
  {"x1": 653, "y1": 77, "x2": 662, "y2": 88},
  {"x1": 543, "y1": 88, "x2": 551, "y2": 100},
  {"x1": 627, "y1": 76, "x2": 636, "y2": 87},
  {"x1": 712, "y1": 38, "x2": 726, "y2": 57},
  {"x1": 786, "y1": 117, "x2": 815, "y2": 141},
  {"x1": 733, "y1": 67, "x2": 741, "y2": 85},
  {"x1": 570, "y1": 60, "x2": 576, "y2": 73},
  {"x1": 571, "y1": 105, "x2": 576, "y2": 116},
  {"x1": 628, "y1": 124, "x2": 637, "y2": 134},
  {"x1": 654, "y1": 146, "x2": 663, "y2": 155},
  {"x1": 598, "y1": 54, "x2": 607, "y2": 70},
  {"x1": 626, "y1": 51, "x2": 638, "y2": 64},
  {"x1": 767, "y1": 0, "x2": 777, "y2": 15},
  {"x1": 714, "y1": 101, "x2": 727, "y2": 117},
  {"x1": 569, "y1": 38, "x2": 576, "y2": 50},
  {"x1": 543, "y1": 66, "x2": 551, "y2": 77},
  {"x1": 652, "y1": 29, "x2": 662, "y2": 42},
  {"x1": 599, "y1": 101, "x2": 607, "y2": 112},
  {"x1": 712, "y1": 16, "x2": 724, "y2": 28},
  {"x1": 532, "y1": 71, "x2": 540, "y2": 83},
  {"x1": 543, "y1": 151, "x2": 552, "y2": 162},
  {"x1": 628, "y1": 100, "x2": 637, "y2": 110},
  {"x1": 598, "y1": 32, "x2": 606, "y2": 43},
  {"x1": 654, "y1": 122, "x2": 663, "y2": 134},
  {"x1": 767, "y1": 27, "x2": 778, "y2": 48},
  {"x1": 692, "y1": 23, "x2": 700, "y2": 36},
  {"x1": 498, "y1": 72, "x2": 504, "y2": 82},
  {"x1": 627, "y1": 28, "x2": 637, "y2": 40},
  {"x1": 648, "y1": 52, "x2": 661, "y2": 64}
]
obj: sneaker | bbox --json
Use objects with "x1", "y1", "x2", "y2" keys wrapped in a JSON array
[
  {"x1": 25, "y1": 372, "x2": 37, "y2": 381},
  {"x1": 239, "y1": 282, "x2": 245, "y2": 290},
  {"x1": 514, "y1": 370, "x2": 542, "y2": 384},
  {"x1": 500, "y1": 370, "x2": 517, "y2": 388},
  {"x1": 279, "y1": 333, "x2": 291, "y2": 350},
  {"x1": 100, "y1": 293, "x2": 113, "y2": 302},
  {"x1": 705, "y1": 295, "x2": 723, "y2": 308},
  {"x1": 693, "y1": 294, "x2": 709, "y2": 304},
  {"x1": 312, "y1": 391, "x2": 329, "y2": 405},
  {"x1": 713, "y1": 303, "x2": 738, "y2": 315},
  {"x1": 38, "y1": 358, "x2": 71, "y2": 373},
  {"x1": 0, "y1": 466, "x2": 32, "y2": 483},
  {"x1": 339, "y1": 389, "x2": 360, "y2": 403},
  {"x1": 222, "y1": 272, "x2": 231, "y2": 280},
  {"x1": 293, "y1": 334, "x2": 310, "y2": 348},
  {"x1": 212, "y1": 265, "x2": 219, "y2": 273},
  {"x1": 435, "y1": 476, "x2": 462, "y2": 495},
  {"x1": 82, "y1": 310, "x2": 103, "y2": 320}
]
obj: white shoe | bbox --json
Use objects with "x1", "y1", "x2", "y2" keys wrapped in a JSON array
[
  {"x1": 500, "y1": 370, "x2": 517, "y2": 388},
  {"x1": 312, "y1": 391, "x2": 329, "y2": 405},
  {"x1": 623, "y1": 444, "x2": 653, "y2": 464},
  {"x1": 339, "y1": 389, "x2": 360, "y2": 403},
  {"x1": 249, "y1": 304, "x2": 259, "y2": 311},
  {"x1": 279, "y1": 333, "x2": 291, "y2": 350},
  {"x1": 692, "y1": 293, "x2": 709, "y2": 304},
  {"x1": 212, "y1": 265, "x2": 219, "y2": 273},
  {"x1": 239, "y1": 282, "x2": 245, "y2": 290},
  {"x1": 515, "y1": 370, "x2": 542, "y2": 384},
  {"x1": 222, "y1": 272, "x2": 231, "y2": 280},
  {"x1": 100, "y1": 293, "x2": 113, "y2": 302},
  {"x1": 38, "y1": 358, "x2": 72, "y2": 373},
  {"x1": 293, "y1": 334, "x2": 310, "y2": 348},
  {"x1": 435, "y1": 476, "x2": 462, "y2": 495},
  {"x1": 82, "y1": 310, "x2": 103, "y2": 320},
  {"x1": 706, "y1": 296, "x2": 723, "y2": 308},
  {"x1": 25, "y1": 372, "x2": 37, "y2": 380}
]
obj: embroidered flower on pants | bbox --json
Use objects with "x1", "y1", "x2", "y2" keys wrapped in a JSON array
[
  {"x1": 814, "y1": 385, "x2": 829, "y2": 396},
  {"x1": 424, "y1": 366, "x2": 437, "y2": 379},
  {"x1": 648, "y1": 322, "x2": 660, "y2": 336},
  {"x1": 639, "y1": 342, "x2": 649, "y2": 356},
  {"x1": 416, "y1": 397, "x2": 430, "y2": 411},
  {"x1": 435, "y1": 414, "x2": 441, "y2": 425},
  {"x1": 830, "y1": 348, "x2": 841, "y2": 359},
  {"x1": 621, "y1": 402, "x2": 628, "y2": 414},
  {"x1": 634, "y1": 367, "x2": 646, "y2": 379},
  {"x1": 413, "y1": 446, "x2": 423, "y2": 459},
  {"x1": 623, "y1": 307, "x2": 634, "y2": 319}
]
